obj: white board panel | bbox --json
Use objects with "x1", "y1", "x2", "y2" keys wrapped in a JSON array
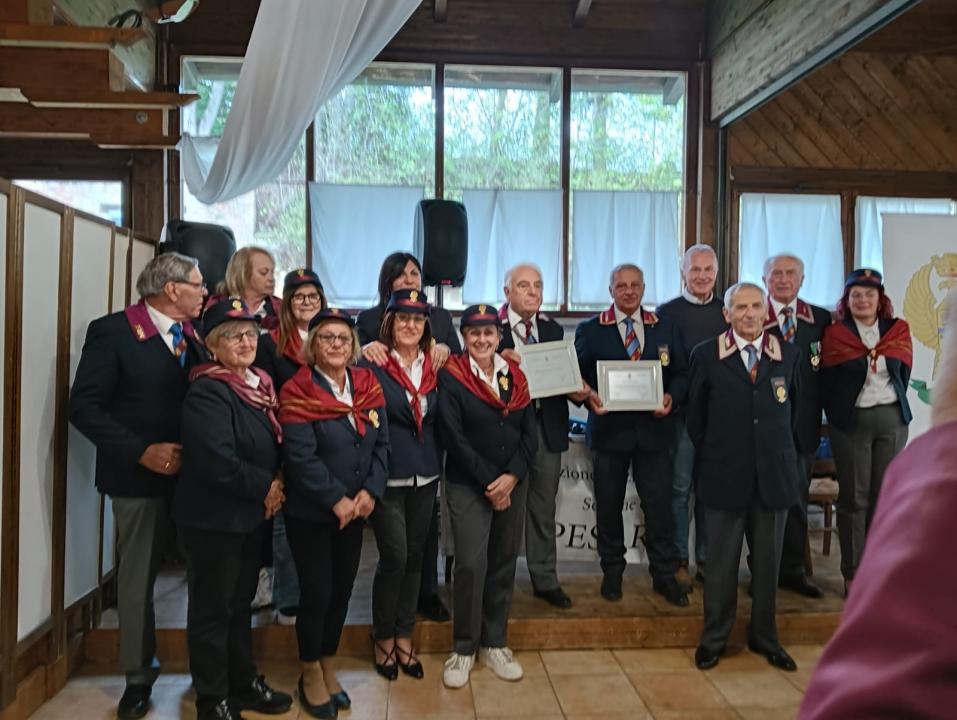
[
  {"x1": 130, "y1": 239, "x2": 154, "y2": 301},
  {"x1": 102, "y1": 499, "x2": 115, "y2": 575},
  {"x1": 0, "y1": 189, "x2": 7, "y2": 597},
  {"x1": 112, "y1": 230, "x2": 130, "y2": 312},
  {"x1": 18, "y1": 202, "x2": 60, "y2": 640},
  {"x1": 64, "y1": 217, "x2": 112, "y2": 607}
]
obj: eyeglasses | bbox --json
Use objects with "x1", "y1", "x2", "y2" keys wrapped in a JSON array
[
  {"x1": 221, "y1": 329, "x2": 258, "y2": 344},
  {"x1": 177, "y1": 280, "x2": 208, "y2": 292},
  {"x1": 292, "y1": 293, "x2": 322, "y2": 305},
  {"x1": 316, "y1": 332, "x2": 352, "y2": 346}
]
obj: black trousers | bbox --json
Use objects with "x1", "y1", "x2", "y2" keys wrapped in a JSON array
[
  {"x1": 778, "y1": 452, "x2": 816, "y2": 580},
  {"x1": 180, "y1": 524, "x2": 262, "y2": 714},
  {"x1": 419, "y1": 492, "x2": 441, "y2": 600},
  {"x1": 592, "y1": 447, "x2": 677, "y2": 583},
  {"x1": 285, "y1": 515, "x2": 364, "y2": 661}
]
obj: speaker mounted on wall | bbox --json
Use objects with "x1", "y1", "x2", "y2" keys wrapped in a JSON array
[
  {"x1": 414, "y1": 199, "x2": 467, "y2": 287},
  {"x1": 159, "y1": 219, "x2": 237, "y2": 292}
]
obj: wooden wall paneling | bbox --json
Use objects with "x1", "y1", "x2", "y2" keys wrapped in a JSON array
[
  {"x1": 896, "y1": 56, "x2": 957, "y2": 125},
  {"x1": 131, "y1": 151, "x2": 166, "y2": 241},
  {"x1": 841, "y1": 192, "x2": 856, "y2": 278},
  {"x1": 696, "y1": 61, "x2": 718, "y2": 249},
  {"x1": 729, "y1": 118, "x2": 786, "y2": 167},
  {"x1": 684, "y1": 67, "x2": 700, "y2": 250},
  {"x1": 0, "y1": 181, "x2": 13, "y2": 709},
  {"x1": 782, "y1": 83, "x2": 875, "y2": 168},
  {"x1": 757, "y1": 97, "x2": 834, "y2": 168},
  {"x1": 731, "y1": 166, "x2": 957, "y2": 197},
  {"x1": 741, "y1": 111, "x2": 812, "y2": 168}
]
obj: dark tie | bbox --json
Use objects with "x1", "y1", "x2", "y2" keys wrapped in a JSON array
[
  {"x1": 623, "y1": 317, "x2": 641, "y2": 360},
  {"x1": 781, "y1": 307, "x2": 796, "y2": 344},
  {"x1": 745, "y1": 344, "x2": 758, "y2": 383},
  {"x1": 522, "y1": 319, "x2": 537, "y2": 345},
  {"x1": 170, "y1": 322, "x2": 187, "y2": 367}
]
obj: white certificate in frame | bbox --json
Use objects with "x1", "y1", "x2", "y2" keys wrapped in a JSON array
[
  {"x1": 517, "y1": 339, "x2": 584, "y2": 399},
  {"x1": 596, "y1": 360, "x2": 664, "y2": 411}
]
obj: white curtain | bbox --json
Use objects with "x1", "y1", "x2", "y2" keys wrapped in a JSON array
[
  {"x1": 309, "y1": 184, "x2": 424, "y2": 307},
  {"x1": 181, "y1": 0, "x2": 421, "y2": 205},
  {"x1": 462, "y1": 189, "x2": 563, "y2": 306},
  {"x1": 571, "y1": 190, "x2": 681, "y2": 307},
  {"x1": 855, "y1": 196, "x2": 955, "y2": 272},
  {"x1": 739, "y1": 193, "x2": 843, "y2": 308}
]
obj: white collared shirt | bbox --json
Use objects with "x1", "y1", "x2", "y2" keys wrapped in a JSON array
[
  {"x1": 298, "y1": 327, "x2": 308, "y2": 340},
  {"x1": 733, "y1": 331, "x2": 764, "y2": 371},
  {"x1": 613, "y1": 305, "x2": 646, "y2": 351},
  {"x1": 469, "y1": 352, "x2": 510, "y2": 392},
  {"x1": 770, "y1": 297, "x2": 798, "y2": 334},
  {"x1": 317, "y1": 367, "x2": 355, "y2": 429},
  {"x1": 244, "y1": 369, "x2": 261, "y2": 389},
  {"x1": 508, "y1": 306, "x2": 539, "y2": 347},
  {"x1": 145, "y1": 301, "x2": 181, "y2": 356},
  {"x1": 681, "y1": 287, "x2": 714, "y2": 305},
  {"x1": 853, "y1": 320, "x2": 897, "y2": 408}
]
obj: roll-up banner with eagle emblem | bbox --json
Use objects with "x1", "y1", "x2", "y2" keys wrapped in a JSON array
[{"x1": 882, "y1": 213, "x2": 957, "y2": 441}]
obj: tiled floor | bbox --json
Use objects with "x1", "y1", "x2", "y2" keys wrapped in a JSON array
[{"x1": 32, "y1": 645, "x2": 821, "y2": 719}]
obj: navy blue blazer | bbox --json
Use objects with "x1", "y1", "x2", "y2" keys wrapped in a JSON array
[
  {"x1": 281, "y1": 367, "x2": 389, "y2": 525},
  {"x1": 574, "y1": 306, "x2": 688, "y2": 453},
  {"x1": 254, "y1": 332, "x2": 302, "y2": 391},
  {"x1": 821, "y1": 317, "x2": 913, "y2": 433},
  {"x1": 686, "y1": 332, "x2": 802, "y2": 512}
]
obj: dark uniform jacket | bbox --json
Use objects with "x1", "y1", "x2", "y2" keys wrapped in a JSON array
[
  {"x1": 497, "y1": 305, "x2": 570, "y2": 454},
  {"x1": 356, "y1": 304, "x2": 462, "y2": 353},
  {"x1": 686, "y1": 330, "x2": 802, "y2": 512},
  {"x1": 574, "y1": 305, "x2": 688, "y2": 453},
  {"x1": 363, "y1": 359, "x2": 443, "y2": 481},
  {"x1": 437, "y1": 362, "x2": 538, "y2": 491},
  {"x1": 69, "y1": 302, "x2": 208, "y2": 498},
  {"x1": 821, "y1": 317, "x2": 913, "y2": 433},
  {"x1": 764, "y1": 299, "x2": 831, "y2": 455},
  {"x1": 281, "y1": 368, "x2": 389, "y2": 524},
  {"x1": 254, "y1": 332, "x2": 302, "y2": 390},
  {"x1": 172, "y1": 377, "x2": 278, "y2": 533}
]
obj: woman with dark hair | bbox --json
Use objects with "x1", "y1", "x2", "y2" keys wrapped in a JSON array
[
  {"x1": 821, "y1": 268, "x2": 913, "y2": 591},
  {"x1": 362, "y1": 289, "x2": 442, "y2": 681}
]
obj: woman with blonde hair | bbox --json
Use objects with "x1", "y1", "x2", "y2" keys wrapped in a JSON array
[{"x1": 209, "y1": 246, "x2": 282, "y2": 332}]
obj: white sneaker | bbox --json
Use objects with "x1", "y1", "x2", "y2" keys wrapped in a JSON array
[
  {"x1": 276, "y1": 608, "x2": 297, "y2": 626},
  {"x1": 480, "y1": 646, "x2": 523, "y2": 681},
  {"x1": 442, "y1": 652, "x2": 475, "y2": 689},
  {"x1": 250, "y1": 567, "x2": 273, "y2": 610}
]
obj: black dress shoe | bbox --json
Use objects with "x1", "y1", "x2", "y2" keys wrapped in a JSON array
[
  {"x1": 653, "y1": 578, "x2": 690, "y2": 607},
  {"x1": 198, "y1": 699, "x2": 242, "y2": 720},
  {"x1": 117, "y1": 684, "x2": 151, "y2": 720},
  {"x1": 694, "y1": 646, "x2": 721, "y2": 670},
  {"x1": 748, "y1": 643, "x2": 798, "y2": 672},
  {"x1": 230, "y1": 674, "x2": 292, "y2": 714},
  {"x1": 779, "y1": 575, "x2": 823, "y2": 598},
  {"x1": 396, "y1": 645, "x2": 425, "y2": 679},
  {"x1": 297, "y1": 675, "x2": 337, "y2": 718},
  {"x1": 330, "y1": 690, "x2": 351, "y2": 710},
  {"x1": 371, "y1": 634, "x2": 399, "y2": 681},
  {"x1": 534, "y1": 587, "x2": 573, "y2": 609},
  {"x1": 600, "y1": 574, "x2": 623, "y2": 602},
  {"x1": 417, "y1": 594, "x2": 451, "y2": 622}
]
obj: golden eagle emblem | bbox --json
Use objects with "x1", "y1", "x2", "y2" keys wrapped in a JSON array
[
  {"x1": 410, "y1": 290, "x2": 418, "y2": 302},
  {"x1": 498, "y1": 375, "x2": 509, "y2": 392},
  {"x1": 903, "y1": 253, "x2": 957, "y2": 380},
  {"x1": 368, "y1": 409, "x2": 380, "y2": 428},
  {"x1": 232, "y1": 299, "x2": 243, "y2": 311},
  {"x1": 479, "y1": 304, "x2": 487, "y2": 314}
]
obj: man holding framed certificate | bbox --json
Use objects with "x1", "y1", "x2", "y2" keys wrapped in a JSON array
[
  {"x1": 574, "y1": 263, "x2": 690, "y2": 607},
  {"x1": 498, "y1": 263, "x2": 590, "y2": 609}
]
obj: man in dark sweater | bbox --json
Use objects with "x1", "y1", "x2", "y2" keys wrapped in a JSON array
[{"x1": 657, "y1": 244, "x2": 727, "y2": 591}]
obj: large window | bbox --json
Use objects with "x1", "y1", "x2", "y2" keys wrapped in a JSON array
[
  {"x1": 855, "y1": 196, "x2": 956, "y2": 272},
  {"x1": 181, "y1": 57, "x2": 306, "y2": 280},
  {"x1": 13, "y1": 180, "x2": 123, "y2": 225}
]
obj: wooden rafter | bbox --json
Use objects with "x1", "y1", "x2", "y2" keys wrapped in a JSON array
[
  {"x1": 573, "y1": 0, "x2": 593, "y2": 27},
  {"x1": 434, "y1": 0, "x2": 448, "y2": 23}
]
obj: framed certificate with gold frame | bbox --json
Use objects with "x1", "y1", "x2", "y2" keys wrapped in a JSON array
[{"x1": 596, "y1": 360, "x2": 664, "y2": 411}]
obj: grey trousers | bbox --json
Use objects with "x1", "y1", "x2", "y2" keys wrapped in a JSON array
[
  {"x1": 830, "y1": 404, "x2": 908, "y2": 581},
  {"x1": 112, "y1": 496, "x2": 169, "y2": 685},
  {"x1": 524, "y1": 422, "x2": 563, "y2": 593},
  {"x1": 446, "y1": 477, "x2": 527, "y2": 656},
  {"x1": 700, "y1": 500, "x2": 786, "y2": 655}
]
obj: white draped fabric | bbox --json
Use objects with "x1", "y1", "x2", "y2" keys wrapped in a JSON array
[
  {"x1": 181, "y1": 0, "x2": 421, "y2": 204},
  {"x1": 855, "y1": 196, "x2": 955, "y2": 272}
]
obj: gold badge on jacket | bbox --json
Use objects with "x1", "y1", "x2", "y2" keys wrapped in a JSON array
[
  {"x1": 809, "y1": 341, "x2": 822, "y2": 371},
  {"x1": 499, "y1": 375, "x2": 510, "y2": 392},
  {"x1": 368, "y1": 409, "x2": 380, "y2": 428},
  {"x1": 658, "y1": 344, "x2": 670, "y2": 367},
  {"x1": 771, "y1": 376, "x2": 787, "y2": 403},
  {"x1": 134, "y1": 324, "x2": 146, "y2": 340}
]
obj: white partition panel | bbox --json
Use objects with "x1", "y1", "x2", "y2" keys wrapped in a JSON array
[
  {"x1": 64, "y1": 217, "x2": 112, "y2": 606},
  {"x1": 130, "y1": 239, "x2": 154, "y2": 300},
  {"x1": 18, "y1": 202, "x2": 61, "y2": 640},
  {"x1": 112, "y1": 230, "x2": 130, "y2": 312},
  {"x1": 0, "y1": 189, "x2": 7, "y2": 598}
]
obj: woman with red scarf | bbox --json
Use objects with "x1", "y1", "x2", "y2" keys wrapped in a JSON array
[
  {"x1": 361, "y1": 289, "x2": 442, "y2": 681},
  {"x1": 822, "y1": 269, "x2": 913, "y2": 591},
  {"x1": 172, "y1": 297, "x2": 291, "y2": 720},
  {"x1": 438, "y1": 304, "x2": 537, "y2": 690},
  {"x1": 280, "y1": 308, "x2": 388, "y2": 719}
]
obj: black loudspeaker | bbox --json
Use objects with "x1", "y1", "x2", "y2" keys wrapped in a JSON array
[
  {"x1": 414, "y1": 199, "x2": 467, "y2": 287},
  {"x1": 159, "y1": 219, "x2": 236, "y2": 291}
]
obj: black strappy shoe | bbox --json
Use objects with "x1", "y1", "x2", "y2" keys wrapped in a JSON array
[
  {"x1": 396, "y1": 643, "x2": 425, "y2": 679},
  {"x1": 371, "y1": 634, "x2": 399, "y2": 681}
]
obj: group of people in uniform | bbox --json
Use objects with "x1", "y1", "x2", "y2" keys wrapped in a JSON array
[{"x1": 68, "y1": 241, "x2": 913, "y2": 719}]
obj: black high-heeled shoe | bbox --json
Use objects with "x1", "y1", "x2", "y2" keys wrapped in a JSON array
[
  {"x1": 330, "y1": 690, "x2": 350, "y2": 710},
  {"x1": 371, "y1": 635, "x2": 399, "y2": 681},
  {"x1": 297, "y1": 675, "x2": 337, "y2": 719},
  {"x1": 395, "y1": 644, "x2": 424, "y2": 679}
]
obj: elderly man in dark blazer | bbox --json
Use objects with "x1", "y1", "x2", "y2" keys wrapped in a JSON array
[
  {"x1": 687, "y1": 282, "x2": 801, "y2": 672},
  {"x1": 574, "y1": 263, "x2": 689, "y2": 607},
  {"x1": 762, "y1": 254, "x2": 831, "y2": 598},
  {"x1": 69, "y1": 252, "x2": 209, "y2": 720}
]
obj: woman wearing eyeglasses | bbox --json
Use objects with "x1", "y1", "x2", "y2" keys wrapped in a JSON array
[
  {"x1": 280, "y1": 308, "x2": 388, "y2": 719},
  {"x1": 173, "y1": 297, "x2": 291, "y2": 720}
]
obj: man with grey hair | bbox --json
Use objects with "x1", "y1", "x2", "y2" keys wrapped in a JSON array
[
  {"x1": 70, "y1": 252, "x2": 208, "y2": 720},
  {"x1": 657, "y1": 244, "x2": 727, "y2": 591},
  {"x1": 687, "y1": 281, "x2": 800, "y2": 672}
]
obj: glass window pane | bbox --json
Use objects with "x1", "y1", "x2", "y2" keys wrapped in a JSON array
[
  {"x1": 855, "y1": 196, "x2": 956, "y2": 272},
  {"x1": 13, "y1": 180, "x2": 123, "y2": 225}
]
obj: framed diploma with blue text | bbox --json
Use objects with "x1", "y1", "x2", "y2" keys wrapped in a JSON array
[
  {"x1": 596, "y1": 360, "x2": 664, "y2": 411},
  {"x1": 517, "y1": 339, "x2": 584, "y2": 399}
]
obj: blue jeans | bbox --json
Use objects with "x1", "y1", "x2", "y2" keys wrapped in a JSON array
[
  {"x1": 272, "y1": 511, "x2": 300, "y2": 611},
  {"x1": 672, "y1": 421, "x2": 707, "y2": 564}
]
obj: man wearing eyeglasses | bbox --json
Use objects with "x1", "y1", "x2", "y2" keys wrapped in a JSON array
[{"x1": 70, "y1": 252, "x2": 209, "y2": 720}]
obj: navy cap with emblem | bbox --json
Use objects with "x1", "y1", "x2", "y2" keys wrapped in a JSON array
[
  {"x1": 386, "y1": 288, "x2": 430, "y2": 315},
  {"x1": 284, "y1": 267, "x2": 324, "y2": 293},
  {"x1": 460, "y1": 303, "x2": 501, "y2": 330},
  {"x1": 308, "y1": 307, "x2": 355, "y2": 331},
  {"x1": 202, "y1": 296, "x2": 260, "y2": 334},
  {"x1": 844, "y1": 268, "x2": 883, "y2": 289}
]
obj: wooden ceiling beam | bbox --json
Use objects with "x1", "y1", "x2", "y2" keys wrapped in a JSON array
[
  {"x1": 21, "y1": 88, "x2": 198, "y2": 110},
  {"x1": 0, "y1": 103, "x2": 179, "y2": 148},
  {"x1": 434, "y1": 0, "x2": 448, "y2": 23},
  {"x1": 0, "y1": 22, "x2": 146, "y2": 49},
  {"x1": 573, "y1": 0, "x2": 593, "y2": 28}
]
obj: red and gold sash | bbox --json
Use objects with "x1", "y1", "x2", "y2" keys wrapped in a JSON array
[
  {"x1": 189, "y1": 363, "x2": 282, "y2": 441},
  {"x1": 279, "y1": 365, "x2": 384, "y2": 436},
  {"x1": 443, "y1": 353, "x2": 531, "y2": 417},
  {"x1": 381, "y1": 352, "x2": 438, "y2": 440},
  {"x1": 821, "y1": 319, "x2": 913, "y2": 371},
  {"x1": 270, "y1": 326, "x2": 304, "y2": 366}
]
